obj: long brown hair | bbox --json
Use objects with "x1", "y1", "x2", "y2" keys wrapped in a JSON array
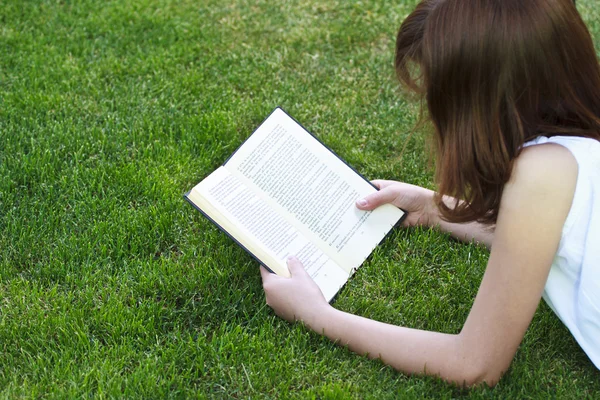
[{"x1": 396, "y1": 0, "x2": 600, "y2": 224}]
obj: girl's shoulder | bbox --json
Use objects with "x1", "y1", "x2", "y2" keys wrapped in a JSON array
[
  {"x1": 502, "y1": 143, "x2": 577, "y2": 229},
  {"x1": 514, "y1": 141, "x2": 578, "y2": 185},
  {"x1": 504, "y1": 142, "x2": 578, "y2": 233},
  {"x1": 522, "y1": 135, "x2": 600, "y2": 182},
  {"x1": 516, "y1": 135, "x2": 597, "y2": 254}
]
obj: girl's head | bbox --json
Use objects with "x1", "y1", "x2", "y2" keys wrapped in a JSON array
[{"x1": 396, "y1": 0, "x2": 600, "y2": 223}]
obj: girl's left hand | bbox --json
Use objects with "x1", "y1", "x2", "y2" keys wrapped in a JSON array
[{"x1": 260, "y1": 257, "x2": 331, "y2": 325}]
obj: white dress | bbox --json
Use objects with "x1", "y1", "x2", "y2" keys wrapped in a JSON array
[{"x1": 524, "y1": 135, "x2": 600, "y2": 369}]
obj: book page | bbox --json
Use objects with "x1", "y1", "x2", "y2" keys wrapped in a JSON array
[
  {"x1": 187, "y1": 167, "x2": 349, "y2": 302},
  {"x1": 225, "y1": 108, "x2": 405, "y2": 273}
]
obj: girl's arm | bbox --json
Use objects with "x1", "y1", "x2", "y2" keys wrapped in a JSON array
[
  {"x1": 431, "y1": 198, "x2": 495, "y2": 248},
  {"x1": 356, "y1": 182, "x2": 495, "y2": 248},
  {"x1": 261, "y1": 144, "x2": 577, "y2": 386}
]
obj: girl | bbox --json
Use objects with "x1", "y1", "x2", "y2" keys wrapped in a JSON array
[{"x1": 260, "y1": 0, "x2": 600, "y2": 387}]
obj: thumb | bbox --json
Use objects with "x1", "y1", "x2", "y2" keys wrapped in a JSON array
[
  {"x1": 286, "y1": 256, "x2": 307, "y2": 277},
  {"x1": 356, "y1": 187, "x2": 399, "y2": 211}
]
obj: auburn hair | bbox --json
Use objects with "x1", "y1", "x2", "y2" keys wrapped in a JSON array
[{"x1": 395, "y1": 0, "x2": 600, "y2": 224}]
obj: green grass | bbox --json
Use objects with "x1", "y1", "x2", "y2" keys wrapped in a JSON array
[{"x1": 1, "y1": 0, "x2": 599, "y2": 398}]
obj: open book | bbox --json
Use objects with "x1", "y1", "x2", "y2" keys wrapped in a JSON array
[{"x1": 185, "y1": 108, "x2": 406, "y2": 302}]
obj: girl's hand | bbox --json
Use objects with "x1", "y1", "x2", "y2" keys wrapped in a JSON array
[
  {"x1": 356, "y1": 180, "x2": 438, "y2": 227},
  {"x1": 260, "y1": 257, "x2": 331, "y2": 326}
]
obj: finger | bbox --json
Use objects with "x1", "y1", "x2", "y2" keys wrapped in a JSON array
[
  {"x1": 260, "y1": 265, "x2": 275, "y2": 281},
  {"x1": 286, "y1": 257, "x2": 307, "y2": 277},
  {"x1": 356, "y1": 187, "x2": 400, "y2": 210}
]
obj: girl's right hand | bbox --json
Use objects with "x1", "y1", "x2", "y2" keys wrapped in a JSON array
[{"x1": 356, "y1": 180, "x2": 438, "y2": 227}]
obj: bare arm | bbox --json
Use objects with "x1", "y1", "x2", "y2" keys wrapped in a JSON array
[
  {"x1": 433, "y1": 196, "x2": 495, "y2": 248},
  {"x1": 262, "y1": 144, "x2": 577, "y2": 386}
]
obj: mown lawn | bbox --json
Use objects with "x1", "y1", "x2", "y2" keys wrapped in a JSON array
[{"x1": 1, "y1": 0, "x2": 599, "y2": 398}]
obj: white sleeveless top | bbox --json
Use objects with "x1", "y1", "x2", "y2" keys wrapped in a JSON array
[{"x1": 524, "y1": 136, "x2": 600, "y2": 369}]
